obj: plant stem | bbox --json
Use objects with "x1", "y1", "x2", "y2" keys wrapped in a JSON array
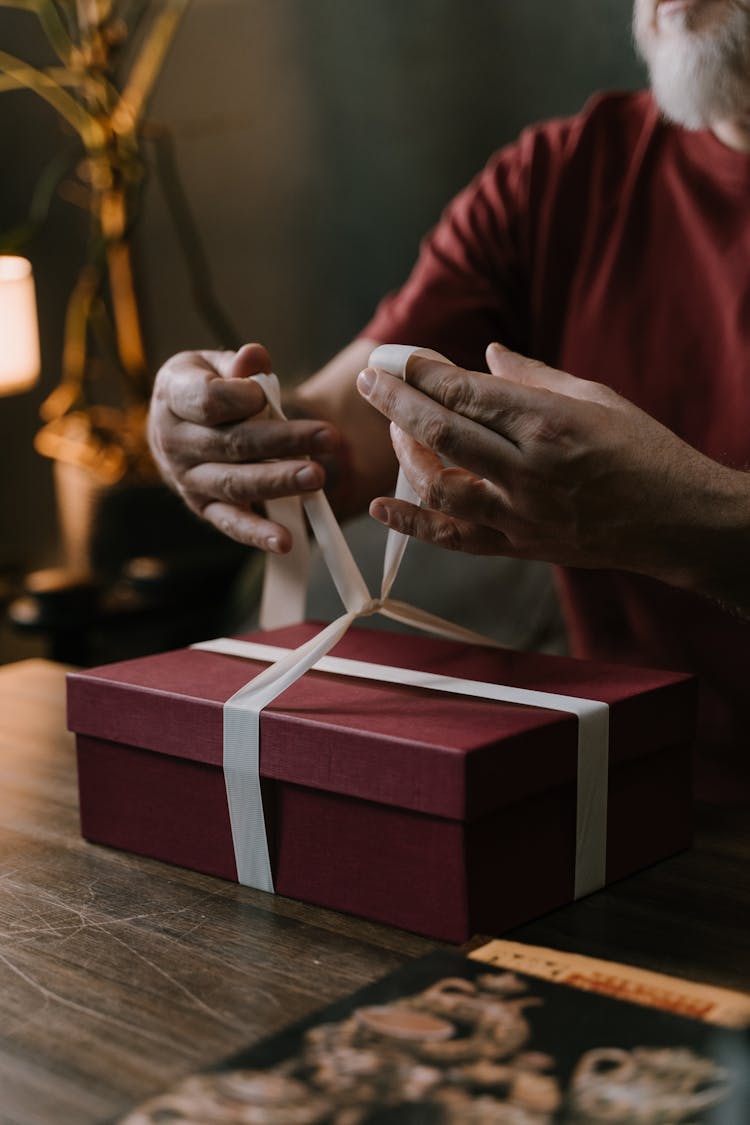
[{"x1": 148, "y1": 124, "x2": 242, "y2": 350}]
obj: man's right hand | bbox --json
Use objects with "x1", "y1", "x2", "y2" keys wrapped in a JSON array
[{"x1": 147, "y1": 343, "x2": 342, "y2": 553}]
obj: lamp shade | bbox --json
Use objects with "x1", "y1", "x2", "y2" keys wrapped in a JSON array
[{"x1": 0, "y1": 256, "x2": 41, "y2": 396}]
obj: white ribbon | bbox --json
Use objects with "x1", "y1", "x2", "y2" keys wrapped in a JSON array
[{"x1": 192, "y1": 346, "x2": 609, "y2": 901}]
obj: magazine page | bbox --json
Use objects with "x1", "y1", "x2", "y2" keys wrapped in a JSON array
[{"x1": 119, "y1": 950, "x2": 750, "y2": 1123}]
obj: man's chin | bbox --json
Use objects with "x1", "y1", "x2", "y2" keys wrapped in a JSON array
[
  {"x1": 649, "y1": 74, "x2": 715, "y2": 129},
  {"x1": 635, "y1": 0, "x2": 750, "y2": 130}
]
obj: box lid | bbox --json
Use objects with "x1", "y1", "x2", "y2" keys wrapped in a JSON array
[{"x1": 67, "y1": 622, "x2": 696, "y2": 822}]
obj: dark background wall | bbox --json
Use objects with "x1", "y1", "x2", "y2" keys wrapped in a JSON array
[{"x1": 0, "y1": 0, "x2": 643, "y2": 660}]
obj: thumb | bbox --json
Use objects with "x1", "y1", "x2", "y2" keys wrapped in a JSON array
[
  {"x1": 486, "y1": 341, "x2": 610, "y2": 404},
  {"x1": 486, "y1": 341, "x2": 569, "y2": 389},
  {"x1": 207, "y1": 343, "x2": 273, "y2": 380},
  {"x1": 226, "y1": 342, "x2": 273, "y2": 380}
]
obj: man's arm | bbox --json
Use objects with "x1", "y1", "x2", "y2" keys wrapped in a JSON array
[
  {"x1": 356, "y1": 343, "x2": 750, "y2": 618},
  {"x1": 147, "y1": 338, "x2": 394, "y2": 553}
]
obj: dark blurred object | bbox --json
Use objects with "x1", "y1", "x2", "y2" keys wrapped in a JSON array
[
  {"x1": 7, "y1": 481, "x2": 256, "y2": 666},
  {"x1": 0, "y1": 558, "x2": 24, "y2": 609}
]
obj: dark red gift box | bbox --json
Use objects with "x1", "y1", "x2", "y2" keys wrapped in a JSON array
[{"x1": 67, "y1": 622, "x2": 696, "y2": 942}]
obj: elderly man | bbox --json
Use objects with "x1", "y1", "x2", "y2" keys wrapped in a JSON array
[{"x1": 148, "y1": 0, "x2": 750, "y2": 802}]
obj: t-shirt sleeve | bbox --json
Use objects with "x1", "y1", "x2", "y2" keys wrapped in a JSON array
[{"x1": 360, "y1": 136, "x2": 539, "y2": 372}]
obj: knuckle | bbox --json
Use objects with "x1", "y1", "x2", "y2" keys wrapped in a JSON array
[
  {"x1": 225, "y1": 424, "x2": 252, "y2": 462},
  {"x1": 437, "y1": 374, "x2": 478, "y2": 415},
  {"x1": 379, "y1": 380, "x2": 401, "y2": 419},
  {"x1": 180, "y1": 466, "x2": 205, "y2": 497},
  {"x1": 188, "y1": 381, "x2": 223, "y2": 425},
  {"x1": 521, "y1": 399, "x2": 573, "y2": 447},
  {"x1": 151, "y1": 373, "x2": 170, "y2": 405},
  {"x1": 213, "y1": 511, "x2": 238, "y2": 539},
  {"x1": 171, "y1": 349, "x2": 196, "y2": 365},
  {"x1": 180, "y1": 488, "x2": 206, "y2": 519},
  {"x1": 420, "y1": 413, "x2": 454, "y2": 455},
  {"x1": 146, "y1": 411, "x2": 164, "y2": 459},
  {"x1": 217, "y1": 468, "x2": 242, "y2": 503},
  {"x1": 423, "y1": 471, "x2": 448, "y2": 511},
  {"x1": 221, "y1": 515, "x2": 243, "y2": 540},
  {"x1": 432, "y1": 518, "x2": 464, "y2": 552},
  {"x1": 530, "y1": 414, "x2": 568, "y2": 445},
  {"x1": 466, "y1": 472, "x2": 495, "y2": 513},
  {"x1": 159, "y1": 423, "x2": 186, "y2": 460},
  {"x1": 153, "y1": 351, "x2": 185, "y2": 383},
  {"x1": 154, "y1": 352, "x2": 194, "y2": 397},
  {"x1": 203, "y1": 503, "x2": 248, "y2": 545}
]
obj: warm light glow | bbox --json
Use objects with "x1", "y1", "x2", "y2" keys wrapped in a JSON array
[{"x1": 0, "y1": 256, "x2": 41, "y2": 396}]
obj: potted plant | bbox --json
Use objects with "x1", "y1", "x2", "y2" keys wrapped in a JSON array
[{"x1": 1, "y1": 0, "x2": 249, "y2": 656}]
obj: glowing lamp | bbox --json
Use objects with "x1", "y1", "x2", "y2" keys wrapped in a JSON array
[{"x1": 0, "y1": 256, "x2": 41, "y2": 396}]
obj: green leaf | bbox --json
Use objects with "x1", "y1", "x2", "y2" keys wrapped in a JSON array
[
  {"x1": 0, "y1": 49, "x2": 104, "y2": 147},
  {"x1": 113, "y1": 0, "x2": 190, "y2": 131},
  {"x1": 0, "y1": 64, "x2": 79, "y2": 93}
]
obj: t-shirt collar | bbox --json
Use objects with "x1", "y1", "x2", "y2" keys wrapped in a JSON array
[{"x1": 652, "y1": 92, "x2": 750, "y2": 187}]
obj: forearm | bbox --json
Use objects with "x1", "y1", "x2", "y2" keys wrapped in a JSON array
[{"x1": 664, "y1": 462, "x2": 750, "y2": 618}]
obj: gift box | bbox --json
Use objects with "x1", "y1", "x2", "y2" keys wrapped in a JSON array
[{"x1": 67, "y1": 621, "x2": 696, "y2": 943}]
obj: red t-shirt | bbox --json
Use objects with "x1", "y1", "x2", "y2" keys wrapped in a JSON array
[{"x1": 362, "y1": 91, "x2": 750, "y2": 802}]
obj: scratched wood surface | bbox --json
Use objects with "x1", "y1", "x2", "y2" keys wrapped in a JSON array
[{"x1": 0, "y1": 659, "x2": 748, "y2": 1125}]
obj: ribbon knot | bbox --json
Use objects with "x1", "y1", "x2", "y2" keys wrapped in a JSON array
[
  {"x1": 194, "y1": 345, "x2": 610, "y2": 905},
  {"x1": 358, "y1": 597, "x2": 384, "y2": 618}
]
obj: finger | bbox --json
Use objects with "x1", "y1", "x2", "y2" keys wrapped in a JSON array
[
  {"x1": 183, "y1": 458, "x2": 325, "y2": 505},
  {"x1": 197, "y1": 345, "x2": 272, "y2": 380},
  {"x1": 390, "y1": 424, "x2": 509, "y2": 525},
  {"x1": 223, "y1": 342, "x2": 273, "y2": 380},
  {"x1": 197, "y1": 501, "x2": 294, "y2": 553},
  {"x1": 376, "y1": 356, "x2": 565, "y2": 449},
  {"x1": 164, "y1": 416, "x2": 340, "y2": 466},
  {"x1": 157, "y1": 351, "x2": 269, "y2": 425},
  {"x1": 357, "y1": 366, "x2": 521, "y2": 479},
  {"x1": 486, "y1": 341, "x2": 614, "y2": 405},
  {"x1": 368, "y1": 497, "x2": 515, "y2": 557}
]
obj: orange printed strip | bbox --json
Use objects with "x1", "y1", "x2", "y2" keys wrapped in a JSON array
[{"x1": 469, "y1": 939, "x2": 750, "y2": 1030}]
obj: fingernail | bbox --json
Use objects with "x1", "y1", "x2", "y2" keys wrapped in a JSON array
[
  {"x1": 357, "y1": 368, "x2": 375, "y2": 396},
  {"x1": 370, "y1": 500, "x2": 388, "y2": 523},
  {"x1": 295, "y1": 465, "x2": 319, "y2": 489},
  {"x1": 312, "y1": 428, "x2": 336, "y2": 452},
  {"x1": 266, "y1": 536, "x2": 281, "y2": 553}
]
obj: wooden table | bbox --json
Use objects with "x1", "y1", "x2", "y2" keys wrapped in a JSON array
[{"x1": 1, "y1": 659, "x2": 747, "y2": 1125}]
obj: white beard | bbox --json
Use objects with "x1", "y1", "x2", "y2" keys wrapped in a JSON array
[{"x1": 633, "y1": 2, "x2": 750, "y2": 129}]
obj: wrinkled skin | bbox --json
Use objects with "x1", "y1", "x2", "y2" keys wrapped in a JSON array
[
  {"x1": 357, "y1": 343, "x2": 750, "y2": 614},
  {"x1": 148, "y1": 343, "x2": 342, "y2": 553}
]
